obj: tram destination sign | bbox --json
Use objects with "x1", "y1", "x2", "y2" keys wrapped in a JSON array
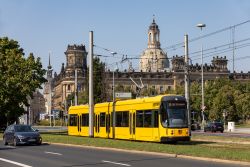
[
  {"x1": 115, "y1": 92, "x2": 132, "y2": 99},
  {"x1": 168, "y1": 102, "x2": 186, "y2": 107}
]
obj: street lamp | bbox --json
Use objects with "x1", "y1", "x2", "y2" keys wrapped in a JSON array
[{"x1": 196, "y1": 23, "x2": 206, "y2": 127}]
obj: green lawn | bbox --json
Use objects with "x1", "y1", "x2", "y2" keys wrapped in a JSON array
[
  {"x1": 1, "y1": 132, "x2": 250, "y2": 162},
  {"x1": 235, "y1": 123, "x2": 250, "y2": 128},
  {"x1": 192, "y1": 133, "x2": 250, "y2": 143}
]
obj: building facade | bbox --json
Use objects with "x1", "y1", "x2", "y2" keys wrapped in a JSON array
[
  {"x1": 43, "y1": 45, "x2": 87, "y2": 112},
  {"x1": 20, "y1": 90, "x2": 45, "y2": 125}
]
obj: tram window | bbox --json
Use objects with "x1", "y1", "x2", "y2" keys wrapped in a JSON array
[
  {"x1": 116, "y1": 111, "x2": 129, "y2": 127},
  {"x1": 82, "y1": 114, "x2": 89, "y2": 126},
  {"x1": 144, "y1": 111, "x2": 152, "y2": 127},
  {"x1": 69, "y1": 114, "x2": 77, "y2": 126},
  {"x1": 116, "y1": 112, "x2": 122, "y2": 127},
  {"x1": 100, "y1": 112, "x2": 106, "y2": 127},
  {"x1": 153, "y1": 110, "x2": 159, "y2": 127},
  {"x1": 136, "y1": 111, "x2": 143, "y2": 127},
  {"x1": 122, "y1": 111, "x2": 129, "y2": 127},
  {"x1": 136, "y1": 110, "x2": 158, "y2": 128}
]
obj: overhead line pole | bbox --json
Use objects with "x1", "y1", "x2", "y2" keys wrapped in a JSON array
[
  {"x1": 184, "y1": 34, "x2": 191, "y2": 135},
  {"x1": 75, "y1": 69, "x2": 78, "y2": 106},
  {"x1": 89, "y1": 31, "x2": 94, "y2": 137}
]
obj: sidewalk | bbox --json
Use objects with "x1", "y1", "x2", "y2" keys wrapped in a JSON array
[{"x1": 226, "y1": 128, "x2": 250, "y2": 134}]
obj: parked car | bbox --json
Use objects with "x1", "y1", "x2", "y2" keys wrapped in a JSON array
[
  {"x1": 3, "y1": 124, "x2": 42, "y2": 146},
  {"x1": 204, "y1": 122, "x2": 224, "y2": 133},
  {"x1": 0, "y1": 124, "x2": 6, "y2": 132},
  {"x1": 191, "y1": 121, "x2": 201, "y2": 131}
]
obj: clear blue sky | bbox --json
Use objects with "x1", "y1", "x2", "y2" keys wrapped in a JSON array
[{"x1": 1, "y1": 0, "x2": 250, "y2": 73}]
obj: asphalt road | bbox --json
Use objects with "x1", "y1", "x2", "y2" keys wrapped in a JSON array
[{"x1": 0, "y1": 142, "x2": 246, "y2": 167}]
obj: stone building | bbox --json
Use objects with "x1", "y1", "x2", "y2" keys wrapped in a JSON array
[
  {"x1": 171, "y1": 55, "x2": 230, "y2": 86},
  {"x1": 103, "y1": 55, "x2": 230, "y2": 98},
  {"x1": 20, "y1": 90, "x2": 45, "y2": 124},
  {"x1": 43, "y1": 55, "x2": 53, "y2": 115},
  {"x1": 140, "y1": 19, "x2": 169, "y2": 72},
  {"x1": 52, "y1": 44, "x2": 87, "y2": 111},
  {"x1": 44, "y1": 44, "x2": 87, "y2": 111},
  {"x1": 29, "y1": 91, "x2": 45, "y2": 124}
]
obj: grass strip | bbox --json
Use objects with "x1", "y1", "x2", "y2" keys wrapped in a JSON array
[{"x1": 192, "y1": 133, "x2": 250, "y2": 143}]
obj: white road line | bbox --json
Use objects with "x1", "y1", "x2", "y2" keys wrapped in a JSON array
[
  {"x1": 0, "y1": 157, "x2": 32, "y2": 167},
  {"x1": 44, "y1": 151, "x2": 62, "y2": 156},
  {"x1": 5, "y1": 146, "x2": 16, "y2": 149},
  {"x1": 102, "y1": 160, "x2": 131, "y2": 166}
]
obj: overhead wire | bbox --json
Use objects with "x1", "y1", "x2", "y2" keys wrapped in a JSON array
[
  {"x1": 191, "y1": 42, "x2": 250, "y2": 61},
  {"x1": 163, "y1": 20, "x2": 250, "y2": 52}
]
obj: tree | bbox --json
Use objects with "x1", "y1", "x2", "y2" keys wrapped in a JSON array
[
  {"x1": 77, "y1": 56, "x2": 106, "y2": 104},
  {"x1": 209, "y1": 85, "x2": 237, "y2": 121},
  {"x1": 189, "y1": 82, "x2": 202, "y2": 121},
  {"x1": 0, "y1": 37, "x2": 46, "y2": 125},
  {"x1": 235, "y1": 92, "x2": 250, "y2": 122}
]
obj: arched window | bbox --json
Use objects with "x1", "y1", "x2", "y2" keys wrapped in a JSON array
[
  {"x1": 67, "y1": 85, "x2": 71, "y2": 91},
  {"x1": 149, "y1": 33, "x2": 152, "y2": 43}
]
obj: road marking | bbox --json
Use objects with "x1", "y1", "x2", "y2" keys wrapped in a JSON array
[
  {"x1": 5, "y1": 146, "x2": 16, "y2": 149},
  {"x1": 44, "y1": 151, "x2": 62, "y2": 156},
  {"x1": 102, "y1": 160, "x2": 131, "y2": 166},
  {"x1": 0, "y1": 157, "x2": 32, "y2": 167}
]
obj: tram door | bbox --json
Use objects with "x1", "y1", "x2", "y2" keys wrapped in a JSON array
[
  {"x1": 94, "y1": 114, "x2": 100, "y2": 137},
  {"x1": 106, "y1": 113, "x2": 111, "y2": 138},
  {"x1": 77, "y1": 114, "x2": 82, "y2": 136},
  {"x1": 69, "y1": 114, "x2": 81, "y2": 136},
  {"x1": 129, "y1": 110, "x2": 136, "y2": 140},
  {"x1": 106, "y1": 103, "x2": 111, "y2": 138}
]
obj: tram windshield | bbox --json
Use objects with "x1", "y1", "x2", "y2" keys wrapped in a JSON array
[{"x1": 161, "y1": 101, "x2": 188, "y2": 128}]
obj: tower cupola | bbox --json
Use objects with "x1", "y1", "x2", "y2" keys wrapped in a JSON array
[{"x1": 148, "y1": 18, "x2": 160, "y2": 49}]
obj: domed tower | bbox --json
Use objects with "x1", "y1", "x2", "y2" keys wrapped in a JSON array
[{"x1": 140, "y1": 18, "x2": 169, "y2": 72}]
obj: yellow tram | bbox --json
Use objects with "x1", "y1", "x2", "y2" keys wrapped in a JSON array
[{"x1": 68, "y1": 94, "x2": 190, "y2": 142}]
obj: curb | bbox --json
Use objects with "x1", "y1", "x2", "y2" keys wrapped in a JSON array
[{"x1": 50, "y1": 142, "x2": 250, "y2": 166}]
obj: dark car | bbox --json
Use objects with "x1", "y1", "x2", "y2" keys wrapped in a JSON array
[
  {"x1": 204, "y1": 122, "x2": 224, "y2": 133},
  {"x1": 3, "y1": 124, "x2": 42, "y2": 146},
  {"x1": 191, "y1": 121, "x2": 201, "y2": 131}
]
